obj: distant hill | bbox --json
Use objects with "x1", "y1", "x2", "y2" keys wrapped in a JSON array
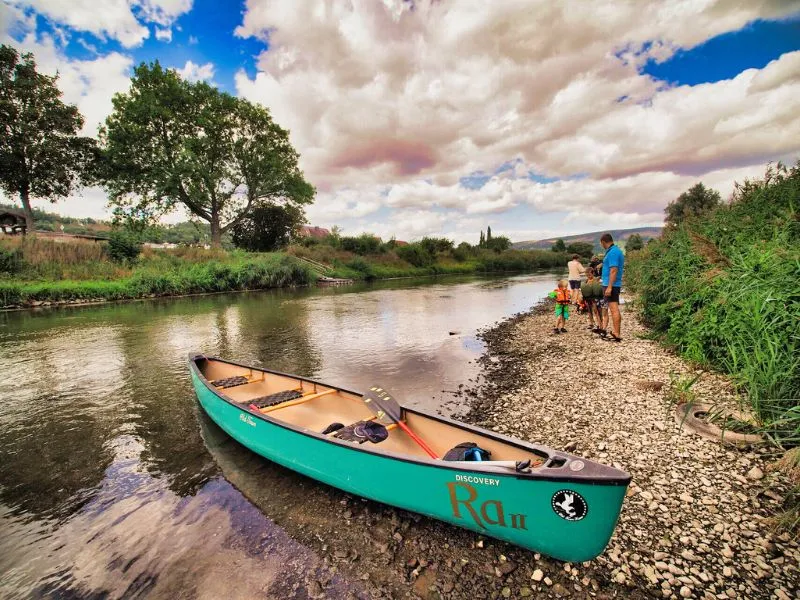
[{"x1": 513, "y1": 226, "x2": 662, "y2": 252}]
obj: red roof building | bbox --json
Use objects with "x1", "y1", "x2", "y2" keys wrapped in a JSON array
[{"x1": 299, "y1": 226, "x2": 330, "y2": 238}]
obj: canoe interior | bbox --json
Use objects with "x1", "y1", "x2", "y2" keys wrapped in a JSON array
[{"x1": 198, "y1": 357, "x2": 549, "y2": 465}]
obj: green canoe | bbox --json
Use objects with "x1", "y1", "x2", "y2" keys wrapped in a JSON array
[{"x1": 189, "y1": 354, "x2": 631, "y2": 562}]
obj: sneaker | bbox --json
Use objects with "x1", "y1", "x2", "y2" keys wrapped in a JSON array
[
  {"x1": 560, "y1": 328, "x2": 567, "y2": 333},
  {"x1": 553, "y1": 327, "x2": 560, "y2": 334}
]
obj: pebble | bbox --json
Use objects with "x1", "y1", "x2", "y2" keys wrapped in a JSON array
[
  {"x1": 455, "y1": 302, "x2": 800, "y2": 600},
  {"x1": 746, "y1": 467, "x2": 764, "y2": 480}
]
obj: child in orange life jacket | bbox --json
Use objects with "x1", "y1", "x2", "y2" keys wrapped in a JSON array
[{"x1": 548, "y1": 279, "x2": 571, "y2": 334}]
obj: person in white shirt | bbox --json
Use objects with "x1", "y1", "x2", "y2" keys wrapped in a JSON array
[{"x1": 567, "y1": 254, "x2": 585, "y2": 304}]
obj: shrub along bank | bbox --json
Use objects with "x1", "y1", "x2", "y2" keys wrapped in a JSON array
[
  {"x1": 627, "y1": 163, "x2": 800, "y2": 446},
  {"x1": 289, "y1": 235, "x2": 568, "y2": 280},
  {"x1": 1, "y1": 232, "x2": 569, "y2": 307},
  {"x1": 0, "y1": 241, "x2": 314, "y2": 307}
]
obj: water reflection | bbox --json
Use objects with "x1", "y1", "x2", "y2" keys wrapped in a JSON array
[{"x1": 0, "y1": 273, "x2": 557, "y2": 598}]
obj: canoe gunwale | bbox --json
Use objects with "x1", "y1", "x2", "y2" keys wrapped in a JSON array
[{"x1": 188, "y1": 353, "x2": 631, "y2": 487}]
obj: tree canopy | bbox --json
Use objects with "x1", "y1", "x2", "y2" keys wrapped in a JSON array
[
  {"x1": 625, "y1": 233, "x2": 644, "y2": 252},
  {"x1": 484, "y1": 235, "x2": 511, "y2": 252},
  {"x1": 0, "y1": 44, "x2": 97, "y2": 232},
  {"x1": 664, "y1": 182, "x2": 722, "y2": 228},
  {"x1": 99, "y1": 62, "x2": 314, "y2": 247},
  {"x1": 231, "y1": 203, "x2": 305, "y2": 252},
  {"x1": 565, "y1": 241, "x2": 593, "y2": 259},
  {"x1": 551, "y1": 239, "x2": 566, "y2": 253}
]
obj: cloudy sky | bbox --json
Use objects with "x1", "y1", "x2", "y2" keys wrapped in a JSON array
[{"x1": 2, "y1": 0, "x2": 799, "y2": 243}]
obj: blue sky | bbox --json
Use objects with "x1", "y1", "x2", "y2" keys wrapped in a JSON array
[
  {"x1": 2, "y1": 1, "x2": 799, "y2": 242},
  {"x1": 643, "y1": 16, "x2": 800, "y2": 86}
]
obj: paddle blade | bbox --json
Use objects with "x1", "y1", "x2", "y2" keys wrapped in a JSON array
[{"x1": 363, "y1": 385, "x2": 403, "y2": 426}]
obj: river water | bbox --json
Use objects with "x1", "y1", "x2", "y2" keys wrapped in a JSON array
[{"x1": 0, "y1": 273, "x2": 557, "y2": 599}]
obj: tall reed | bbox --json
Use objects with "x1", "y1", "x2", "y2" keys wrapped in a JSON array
[{"x1": 627, "y1": 162, "x2": 800, "y2": 446}]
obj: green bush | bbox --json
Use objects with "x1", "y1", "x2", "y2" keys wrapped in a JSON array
[
  {"x1": 453, "y1": 242, "x2": 473, "y2": 262},
  {"x1": 0, "y1": 254, "x2": 314, "y2": 307},
  {"x1": 0, "y1": 245, "x2": 23, "y2": 274},
  {"x1": 107, "y1": 230, "x2": 143, "y2": 263},
  {"x1": 396, "y1": 243, "x2": 434, "y2": 267},
  {"x1": 627, "y1": 162, "x2": 800, "y2": 445},
  {"x1": 340, "y1": 234, "x2": 383, "y2": 255},
  {"x1": 419, "y1": 237, "x2": 454, "y2": 255},
  {"x1": 345, "y1": 257, "x2": 376, "y2": 280}
]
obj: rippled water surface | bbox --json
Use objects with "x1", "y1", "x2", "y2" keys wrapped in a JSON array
[{"x1": 0, "y1": 274, "x2": 555, "y2": 599}]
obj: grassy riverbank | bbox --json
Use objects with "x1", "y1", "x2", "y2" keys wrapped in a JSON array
[
  {"x1": 0, "y1": 238, "x2": 314, "y2": 307},
  {"x1": 287, "y1": 237, "x2": 568, "y2": 280},
  {"x1": 0, "y1": 234, "x2": 567, "y2": 307},
  {"x1": 627, "y1": 162, "x2": 799, "y2": 447}
]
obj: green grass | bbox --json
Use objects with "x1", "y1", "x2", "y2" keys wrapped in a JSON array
[
  {"x1": 291, "y1": 245, "x2": 569, "y2": 281},
  {"x1": 627, "y1": 161, "x2": 800, "y2": 447},
  {"x1": 0, "y1": 253, "x2": 315, "y2": 306}
]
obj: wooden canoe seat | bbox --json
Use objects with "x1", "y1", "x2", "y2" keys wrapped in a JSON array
[
  {"x1": 249, "y1": 388, "x2": 339, "y2": 415},
  {"x1": 246, "y1": 389, "x2": 303, "y2": 409},
  {"x1": 211, "y1": 375, "x2": 251, "y2": 389}
]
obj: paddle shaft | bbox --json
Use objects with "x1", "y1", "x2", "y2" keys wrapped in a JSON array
[
  {"x1": 364, "y1": 386, "x2": 439, "y2": 459},
  {"x1": 395, "y1": 419, "x2": 439, "y2": 459},
  {"x1": 451, "y1": 459, "x2": 533, "y2": 471}
]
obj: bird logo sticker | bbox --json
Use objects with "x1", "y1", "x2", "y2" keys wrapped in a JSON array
[{"x1": 551, "y1": 490, "x2": 587, "y2": 521}]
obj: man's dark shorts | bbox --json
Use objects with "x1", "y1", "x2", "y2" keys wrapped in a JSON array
[
  {"x1": 606, "y1": 286, "x2": 621, "y2": 303},
  {"x1": 569, "y1": 280, "x2": 581, "y2": 290}
]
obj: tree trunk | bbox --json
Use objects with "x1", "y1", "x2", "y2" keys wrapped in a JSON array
[
  {"x1": 19, "y1": 186, "x2": 34, "y2": 235},
  {"x1": 210, "y1": 208, "x2": 222, "y2": 248}
]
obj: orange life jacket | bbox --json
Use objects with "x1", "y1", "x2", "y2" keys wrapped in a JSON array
[{"x1": 554, "y1": 288, "x2": 571, "y2": 304}]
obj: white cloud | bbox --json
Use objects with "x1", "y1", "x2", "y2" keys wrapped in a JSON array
[
  {"x1": 1, "y1": 12, "x2": 134, "y2": 136},
  {"x1": 4, "y1": 0, "x2": 799, "y2": 241},
  {"x1": 9, "y1": 0, "x2": 193, "y2": 47},
  {"x1": 154, "y1": 27, "x2": 172, "y2": 42},
  {"x1": 174, "y1": 60, "x2": 215, "y2": 83},
  {"x1": 303, "y1": 159, "x2": 777, "y2": 243},
  {"x1": 134, "y1": 0, "x2": 193, "y2": 27},
  {"x1": 230, "y1": 0, "x2": 800, "y2": 239},
  {"x1": 11, "y1": 0, "x2": 149, "y2": 47}
]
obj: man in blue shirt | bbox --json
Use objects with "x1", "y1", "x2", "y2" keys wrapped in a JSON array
[{"x1": 600, "y1": 233, "x2": 624, "y2": 342}]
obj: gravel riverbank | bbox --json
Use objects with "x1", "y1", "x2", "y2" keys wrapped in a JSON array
[
  {"x1": 204, "y1": 298, "x2": 798, "y2": 600},
  {"x1": 453, "y1": 298, "x2": 799, "y2": 599}
]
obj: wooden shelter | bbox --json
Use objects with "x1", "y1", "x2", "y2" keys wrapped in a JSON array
[{"x1": 0, "y1": 210, "x2": 27, "y2": 235}]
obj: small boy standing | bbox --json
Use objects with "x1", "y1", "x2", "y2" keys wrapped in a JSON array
[
  {"x1": 580, "y1": 267, "x2": 603, "y2": 330},
  {"x1": 549, "y1": 279, "x2": 571, "y2": 334}
]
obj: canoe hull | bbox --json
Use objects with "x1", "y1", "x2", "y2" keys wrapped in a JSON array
[{"x1": 190, "y1": 368, "x2": 627, "y2": 562}]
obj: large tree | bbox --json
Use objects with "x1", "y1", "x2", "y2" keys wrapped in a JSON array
[
  {"x1": 664, "y1": 182, "x2": 722, "y2": 228},
  {"x1": 99, "y1": 62, "x2": 314, "y2": 247},
  {"x1": 0, "y1": 45, "x2": 97, "y2": 232},
  {"x1": 231, "y1": 203, "x2": 305, "y2": 252}
]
